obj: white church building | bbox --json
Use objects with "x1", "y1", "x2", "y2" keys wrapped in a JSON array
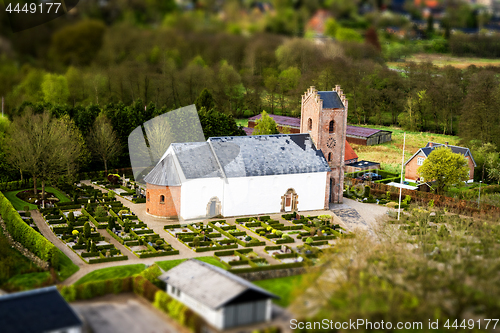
[{"x1": 144, "y1": 86, "x2": 348, "y2": 220}]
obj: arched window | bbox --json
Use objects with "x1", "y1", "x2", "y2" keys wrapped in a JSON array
[
  {"x1": 307, "y1": 118, "x2": 312, "y2": 131},
  {"x1": 160, "y1": 195, "x2": 165, "y2": 203},
  {"x1": 328, "y1": 152, "x2": 332, "y2": 162},
  {"x1": 329, "y1": 120, "x2": 334, "y2": 133},
  {"x1": 147, "y1": 191, "x2": 150, "y2": 202}
]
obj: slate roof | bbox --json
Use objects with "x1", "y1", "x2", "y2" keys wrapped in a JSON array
[
  {"x1": 0, "y1": 286, "x2": 82, "y2": 333},
  {"x1": 317, "y1": 91, "x2": 344, "y2": 109},
  {"x1": 145, "y1": 133, "x2": 331, "y2": 184},
  {"x1": 158, "y1": 259, "x2": 278, "y2": 309},
  {"x1": 346, "y1": 125, "x2": 387, "y2": 138},
  {"x1": 143, "y1": 153, "x2": 181, "y2": 186},
  {"x1": 404, "y1": 142, "x2": 476, "y2": 166},
  {"x1": 248, "y1": 114, "x2": 301, "y2": 127}
]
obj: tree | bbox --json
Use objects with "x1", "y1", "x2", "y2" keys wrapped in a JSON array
[
  {"x1": 87, "y1": 113, "x2": 121, "y2": 175},
  {"x1": 253, "y1": 111, "x2": 279, "y2": 135},
  {"x1": 6, "y1": 111, "x2": 82, "y2": 199},
  {"x1": 417, "y1": 147, "x2": 469, "y2": 194},
  {"x1": 41, "y1": 73, "x2": 69, "y2": 105},
  {"x1": 83, "y1": 222, "x2": 91, "y2": 238},
  {"x1": 198, "y1": 107, "x2": 246, "y2": 138},
  {"x1": 195, "y1": 88, "x2": 215, "y2": 112},
  {"x1": 365, "y1": 27, "x2": 381, "y2": 52}
]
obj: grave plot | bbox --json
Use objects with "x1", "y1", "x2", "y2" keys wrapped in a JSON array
[
  {"x1": 105, "y1": 210, "x2": 178, "y2": 258},
  {"x1": 263, "y1": 245, "x2": 304, "y2": 264},
  {"x1": 91, "y1": 174, "x2": 145, "y2": 203},
  {"x1": 209, "y1": 221, "x2": 265, "y2": 247},
  {"x1": 244, "y1": 220, "x2": 299, "y2": 245},
  {"x1": 214, "y1": 248, "x2": 269, "y2": 269},
  {"x1": 18, "y1": 211, "x2": 39, "y2": 233},
  {"x1": 165, "y1": 223, "x2": 238, "y2": 253},
  {"x1": 289, "y1": 215, "x2": 342, "y2": 245},
  {"x1": 40, "y1": 207, "x2": 127, "y2": 264}
]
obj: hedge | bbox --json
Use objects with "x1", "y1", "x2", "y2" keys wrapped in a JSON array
[
  {"x1": 133, "y1": 198, "x2": 146, "y2": 204},
  {"x1": 88, "y1": 256, "x2": 128, "y2": 264},
  {"x1": 194, "y1": 244, "x2": 238, "y2": 252},
  {"x1": 235, "y1": 217, "x2": 257, "y2": 222},
  {"x1": 137, "y1": 250, "x2": 180, "y2": 258},
  {"x1": 209, "y1": 222, "x2": 265, "y2": 248},
  {"x1": 0, "y1": 192, "x2": 59, "y2": 267},
  {"x1": 228, "y1": 262, "x2": 306, "y2": 274}
]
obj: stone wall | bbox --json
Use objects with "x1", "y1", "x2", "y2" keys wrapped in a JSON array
[{"x1": 0, "y1": 217, "x2": 49, "y2": 270}]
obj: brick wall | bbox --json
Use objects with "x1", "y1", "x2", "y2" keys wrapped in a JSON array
[
  {"x1": 146, "y1": 183, "x2": 181, "y2": 218},
  {"x1": 405, "y1": 152, "x2": 475, "y2": 182}
]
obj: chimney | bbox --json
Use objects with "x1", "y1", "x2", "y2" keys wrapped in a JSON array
[
  {"x1": 445, "y1": 142, "x2": 449, "y2": 147},
  {"x1": 429, "y1": 142, "x2": 433, "y2": 147}
]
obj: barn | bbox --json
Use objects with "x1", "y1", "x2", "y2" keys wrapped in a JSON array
[
  {"x1": 144, "y1": 133, "x2": 332, "y2": 220},
  {"x1": 158, "y1": 259, "x2": 278, "y2": 330},
  {"x1": 346, "y1": 125, "x2": 392, "y2": 146}
]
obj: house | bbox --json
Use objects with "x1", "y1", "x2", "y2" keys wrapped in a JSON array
[
  {"x1": 145, "y1": 86, "x2": 349, "y2": 220},
  {"x1": 0, "y1": 286, "x2": 83, "y2": 333},
  {"x1": 158, "y1": 259, "x2": 279, "y2": 330},
  {"x1": 404, "y1": 142, "x2": 476, "y2": 183},
  {"x1": 346, "y1": 125, "x2": 392, "y2": 146}
]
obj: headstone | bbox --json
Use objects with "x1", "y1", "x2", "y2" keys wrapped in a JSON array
[{"x1": 281, "y1": 245, "x2": 287, "y2": 252}]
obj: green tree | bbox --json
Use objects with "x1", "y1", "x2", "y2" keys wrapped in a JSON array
[
  {"x1": 83, "y1": 222, "x2": 91, "y2": 238},
  {"x1": 198, "y1": 107, "x2": 245, "y2": 138},
  {"x1": 417, "y1": 147, "x2": 469, "y2": 194},
  {"x1": 50, "y1": 20, "x2": 106, "y2": 66},
  {"x1": 195, "y1": 88, "x2": 215, "y2": 112},
  {"x1": 41, "y1": 73, "x2": 69, "y2": 105},
  {"x1": 253, "y1": 111, "x2": 279, "y2": 135}
]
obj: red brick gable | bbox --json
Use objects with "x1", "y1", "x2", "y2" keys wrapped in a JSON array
[{"x1": 344, "y1": 140, "x2": 358, "y2": 162}]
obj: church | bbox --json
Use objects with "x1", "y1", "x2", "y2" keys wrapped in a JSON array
[{"x1": 144, "y1": 86, "x2": 348, "y2": 220}]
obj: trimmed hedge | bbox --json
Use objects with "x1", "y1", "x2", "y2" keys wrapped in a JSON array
[
  {"x1": 0, "y1": 192, "x2": 59, "y2": 266},
  {"x1": 137, "y1": 250, "x2": 179, "y2": 258},
  {"x1": 228, "y1": 262, "x2": 305, "y2": 273},
  {"x1": 88, "y1": 256, "x2": 128, "y2": 264}
]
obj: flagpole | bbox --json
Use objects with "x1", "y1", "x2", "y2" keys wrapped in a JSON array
[{"x1": 398, "y1": 132, "x2": 406, "y2": 220}]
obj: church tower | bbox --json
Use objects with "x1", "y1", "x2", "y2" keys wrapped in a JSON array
[{"x1": 300, "y1": 86, "x2": 348, "y2": 206}]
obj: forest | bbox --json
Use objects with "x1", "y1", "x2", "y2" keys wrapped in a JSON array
[{"x1": 1, "y1": 0, "x2": 500, "y2": 182}]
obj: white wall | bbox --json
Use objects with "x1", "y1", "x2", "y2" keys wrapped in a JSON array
[
  {"x1": 179, "y1": 172, "x2": 328, "y2": 220},
  {"x1": 167, "y1": 286, "x2": 223, "y2": 329}
]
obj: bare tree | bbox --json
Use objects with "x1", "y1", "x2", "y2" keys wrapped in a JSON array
[{"x1": 87, "y1": 113, "x2": 121, "y2": 175}]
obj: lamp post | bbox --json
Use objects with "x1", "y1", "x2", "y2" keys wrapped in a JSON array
[{"x1": 478, "y1": 181, "x2": 482, "y2": 208}]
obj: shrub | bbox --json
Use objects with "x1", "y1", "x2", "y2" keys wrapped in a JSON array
[
  {"x1": 275, "y1": 230, "x2": 283, "y2": 237},
  {"x1": 306, "y1": 237, "x2": 313, "y2": 244}
]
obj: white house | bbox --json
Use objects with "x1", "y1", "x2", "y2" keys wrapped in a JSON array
[
  {"x1": 158, "y1": 259, "x2": 279, "y2": 330},
  {"x1": 0, "y1": 286, "x2": 83, "y2": 333},
  {"x1": 144, "y1": 133, "x2": 331, "y2": 220}
]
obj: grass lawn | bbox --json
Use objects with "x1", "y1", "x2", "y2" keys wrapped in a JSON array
[
  {"x1": 253, "y1": 275, "x2": 303, "y2": 308},
  {"x1": 350, "y1": 124, "x2": 460, "y2": 174},
  {"x1": 2, "y1": 186, "x2": 71, "y2": 210},
  {"x1": 57, "y1": 249, "x2": 80, "y2": 281},
  {"x1": 388, "y1": 53, "x2": 500, "y2": 69},
  {"x1": 156, "y1": 256, "x2": 227, "y2": 271},
  {"x1": 4, "y1": 271, "x2": 52, "y2": 290},
  {"x1": 75, "y1": 264, "x2": 146, "y2": 285}
]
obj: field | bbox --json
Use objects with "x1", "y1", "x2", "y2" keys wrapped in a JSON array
[
  {"x1": 235, "y1": 119, "x2": 249, "y2": 127},
  {"x1": 350, "y1": 125, "x2": 460, "y2": 174},
  {"x1": 253, "y1": 275, "x2": 303, "y2": 307},
  {"x1": 388, "y1": 53, "x2": 500, "y2": 69},
  {"x1": 3, "y1": 186, "x2": 71, "y2": 210},
  {"x1": 75, "y1": 264, "x2": 146, "y2": 285}
]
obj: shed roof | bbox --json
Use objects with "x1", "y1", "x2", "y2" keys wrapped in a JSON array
[
  {"x1": 248, "y1": 114, "x2": 300, "y2": 127},
  {"x1": 344, "y1": 140, "x2": 358, "y2": 161},
  {"x1": 158, "y1": 259, "x2": 278, "y2": 309},
  {"x1": 0, "y1": 286, "x2": 82, "y2": 333},
  {"x1": 317, "y1": 91, "x2": 344, "y2": 109},
  {"x1": 346, "y1": 125, "x2": 390, "y2": 138}
]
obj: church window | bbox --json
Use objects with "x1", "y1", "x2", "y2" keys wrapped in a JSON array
[
  {"x1": 329, "y1": 120, "x2": 334, "y2": 133},
  {"x1": 328, "y1": 152, "x2": 332, "y2": 162},
  {"x1": 160, "y1": 195, "x2": 165, "y2": 204},
  {"x1": 307, "y1": 118, "x2": 312, "y2": 131},
  {"x1": 147, "y1": 192, "x2": 150, "y2": 202}
]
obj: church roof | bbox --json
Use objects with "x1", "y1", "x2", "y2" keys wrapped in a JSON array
[
  {"x1": 145, "y1": 133, "x2": 331, "y2": 184},
  {"x1": 317, "y1": 91, "x2": 344, "y2": 109},
  {"x1": 344, "y1": 140, "x2": 358, "y2": 161}
]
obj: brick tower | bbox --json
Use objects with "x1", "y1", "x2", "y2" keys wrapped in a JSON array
[{"x1": 300, "y1": 86, "x2": 348, "y2": 206}]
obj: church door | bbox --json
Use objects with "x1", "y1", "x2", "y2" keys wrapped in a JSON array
[
  {"x1": 209, "y1": 200, "x2": 216, "y2": 216},
  {"x1": 206, "y1": 197, "x2": 221, "y2": 217}
]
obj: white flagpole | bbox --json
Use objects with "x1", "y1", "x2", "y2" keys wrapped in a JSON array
[{"x1": 398, "y1": 132, "x2": 406, "y2": 220}]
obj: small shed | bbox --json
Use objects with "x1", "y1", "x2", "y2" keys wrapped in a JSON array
[
  {"x1": 0, "y1": 286, "x2": 83, "y2": 333},
  {"x1": 346, "y1": 125, "x2": 392, "y2": 146},
  {"x1": 345, "y1": 160, "x2": 381, "y2": 173},
  {"x1": 158, "y1": 259, "x2": 279, "y2": 330}
]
